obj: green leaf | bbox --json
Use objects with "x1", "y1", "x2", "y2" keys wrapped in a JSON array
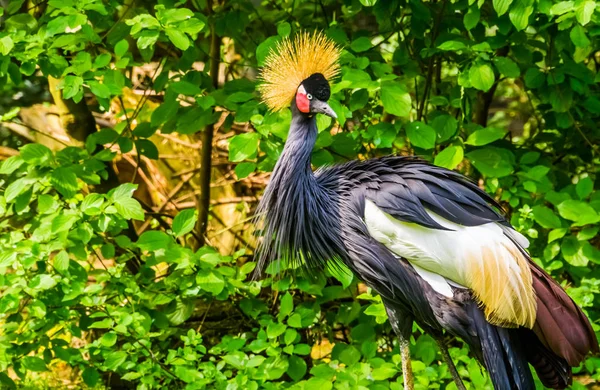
[
  {"x1": 0, "y1": 155, "x2": 24, "y2": 175},
  {"x1": 20, "y1": 144, "x2": 52, "y2": 165},
  {"x1": 469, "y1": 63, "x2": 495, "y2": 92},
  {"x1": 172, "y1": 208, "x2": 197, "y2": 237},
  {"x1": 576, "y1": 177, "x2": 594, "y2": 199},
  {"x1": 327, "y1": 263, "x2": 354, "y2": 289},
  {"x1": 465, "y1": 127, "x2": 508, "y2": 146},
  {"x1": 101, "y1": 244, "x2": 115, "y2": 259},
  {"x1": 549, "y1": 228, "x2": 568, "y2": 243},
  {"x1": 88, "y1": 81, "x2": 111, "y2": 99},
  {"x1": 62, "y1": 75, "x2": 83, "y2": 100},
  {"x1": 562, "y1": 236, "x2": 588, "y2": 267},
  {"x1": 166, "y1": 28, "x2": 190, "y2": 50},
  {"x1": 29, "y1": 274, "x2": 57, "y2": 291},
  {"x1": 37, "y1": 195, "x2": 56, "y2": 215},
  {"x1": 279, "y1": 293, "x2": 294, "y2": 318},
  {"x1": 90, "y1": 318, "x2": 114, "y2": 329},
  {"x1": 277, "y1": 22, "x2": 291, "y2": 37},
  {"x1": 114, "y1": 39, "x2": 129, "y2": 57},
  {"x1": 0, "y1": 252, "x2": 17, "y2": 268},
  {"x1": 578, "y1": 226, "x2": 599, "y2": 241},
  {"x1": 53, "y1": 250, "x2": 70, "y2": 273},
  {"x1": 5, "y1": 177, "x2": 28, "y2": 202},
  {"x1": 509, "y1": 0, "x2": 534, "y2": 31},
  {"x1": 137, "y1": 231, "x2": 172, "y2": 251},
  {"x1": 434, "y1": 146, "x2": 464, "y2": 170},
  {"x1": 256, "y1": 36, "x2": 280, "y2": 67},
  {"x1": 284, "y1": 328, "x2": 298, "y2": 345},
  {"x1": 94, "y1": 53, "x2": 111, "y2": 69},
  {"x1": 557, "y1": 200, "x2": 600, "y2": 225},
  {"x1": 432, "y1": 115, "x2": 458, "y2": 142},
  {"x1": 526, "y1": 165, "x2": 549, "y2": 181},
  {"x1": 112, "y1": 183, "x2": 137, "y2": 201},
  {"x1": 0, "y1": 35, "x2": 14, "y2": 55},
  {"x1": 372, "y1": 363, "x2": 398, "y2": 380},
  {"x1": 82, "y1": 368, "x2": 100, "y2": 387},
  {"x1": 380, "y1": 82, "x2": 412, "y2": 117},
  {"x1": 464, "y1": 7, "x2": 480, "y2": 30},
  {"x1": 287, "y1": 356, "x2": 307, "y2": 381},
  {"x1": 339, "y1": 345, "x2": 361, "y2": 366},
  {"x1": 135, "y1": 139, "x2": 159, "y2": 159},
  {"x1": 235, "y1": 162, "x2": 256, "y2": 179},
  {"x1": 81, "y1": 193, "x2": 104, "y2": 213},
  {"x1": 360, "y1": 0, "x2": 378, "y2": 5},
  {"x1": 167, "y1": 298, "x2": 195, "y2": 325},
  {"x1": 493, "y1": 57, "x2": 520, "y2": 78},
  {"x1": 582, "y1": 242, "x2": 600, "y2": 264},
  {"x1": 114, "y1": 198, "x2": 144, "y2": 221},
  {"x1": 351, "y1": 37, "x2": 371, "y2": 52},
  {"x1": 437, "y1": 41, "x2": 467, "y2": 51},
  {"x1": 524, "y1": 68, "x2": 546, "y2": 88},
  {"x1": 294, "y1": 344, "x2": 311, "y2": 355},
  {"x1": 532, "y1": 206, "x2": 562, "y2": 229},
  {"x1": 51, "y1": 167, "x2": 78, "y2": 198},
  {"x1": 52, "y1": 214, "x2": 77, "y2": 233},
  {"x1": 267, "y1": 321, "x2": 287, "y2": 338},
  {"x1": 104, "y1": 351, "x2": 128, "y2": 371},
  {"x1": 570, "y1": 25, "x2": 591, "y2": 47},
  {"x1": 21, "y1": 356, "x2": 47, "y2": 372},
  {"x1": 363, "y1": 302, "x2": 387, "y2": 317},
  {"x1": 551, "y1": 1, "x2": 574, "y2": 15},
  {"x1": 229, "y1": 133, "x2": 260, "y2": 162},
  {"x1": 343, "y1": 69, "x2": 372, "y2": 88},
  {"x1": 494, "y1": 0, "x2": 513, "y2": 15},
  {"x1": 406, "y1": 122, "x2": 436, "y2": 149},
  {"x1": 170, "y1": 81, "x2": 201, "y2": 96},
  {"x1": 575, "y1": 0, "x2": 595, "y2": 25},
  {"x1": 466, "y1": 147, "x2": 514, "y2": 177},
  {"x1": 196, "y1": 270, "x2": 225, "y2": 295},
  {"x1": 100, "y1": 332, "x2": 117, "y2": 347}
]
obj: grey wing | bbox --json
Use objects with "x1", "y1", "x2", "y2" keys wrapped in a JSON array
[{"x1": 361, "y1": 156, "x2": 508, "y2": 229}]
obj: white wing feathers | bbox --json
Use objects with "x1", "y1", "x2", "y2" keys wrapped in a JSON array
[{"x1": 364, "y1": 200, "x2": 536, "y2": 328}]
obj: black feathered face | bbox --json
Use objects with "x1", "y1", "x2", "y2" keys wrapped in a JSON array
[{"x1": 295, "y1": 73, "x2": 337, "y2": 118}]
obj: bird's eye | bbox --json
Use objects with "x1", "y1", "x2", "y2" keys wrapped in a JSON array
[{"x1": 306, "y1": 93, "x2": 313, "y2": 100}]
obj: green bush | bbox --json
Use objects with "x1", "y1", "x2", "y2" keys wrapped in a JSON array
[{"x1": 0, "y1": 0, "x2": 599, "y2": 388}]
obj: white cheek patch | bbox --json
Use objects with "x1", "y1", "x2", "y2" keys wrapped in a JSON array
[{"x1": 298, "y1": 84, "x2": 307, "y2": 94}]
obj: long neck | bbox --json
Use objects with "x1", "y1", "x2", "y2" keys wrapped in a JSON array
[
  {"x1": 256, "y1": 106, "x2": 341, "y2": 272},
  {"x1": 270, "y1": 106, "x2": 317, "y2": 187}
]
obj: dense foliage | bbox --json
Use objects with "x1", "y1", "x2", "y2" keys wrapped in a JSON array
[{"x1": 0, "y1": 0, "x2": 599, "y2": 388}]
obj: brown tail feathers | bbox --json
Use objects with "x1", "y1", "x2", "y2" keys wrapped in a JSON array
[{"x1": 530, "y1": 262, "x2": 598, "y2": 367}]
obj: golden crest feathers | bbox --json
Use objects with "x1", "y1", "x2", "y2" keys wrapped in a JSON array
[{"x1": 259, "y1": 32, "x2": 341, "y2": 112}]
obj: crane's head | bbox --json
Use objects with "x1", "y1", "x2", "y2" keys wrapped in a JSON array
[
  {"x1": 259, "y1": 32, "x2": 341, "y2": 118},
  {"x1": 294, "y1": 73, "x2": 337, "y2": 118}
]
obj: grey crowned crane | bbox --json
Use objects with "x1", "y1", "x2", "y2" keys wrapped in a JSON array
[{"x1": 254, "y1": 32, "x2": 598, "y2": 389}]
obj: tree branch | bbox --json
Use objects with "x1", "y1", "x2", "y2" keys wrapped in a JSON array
[{"x1": 196, "y1": 0, "x2": 221, "y2": 247}]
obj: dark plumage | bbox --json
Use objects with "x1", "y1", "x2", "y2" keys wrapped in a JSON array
[{"x1": 255, "y1": 73, "x2": 598, "y2": 389}]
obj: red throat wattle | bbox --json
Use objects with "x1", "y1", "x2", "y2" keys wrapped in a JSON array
[{"x1": 296, "y1": 90, "x2": 310, "y2": 113}]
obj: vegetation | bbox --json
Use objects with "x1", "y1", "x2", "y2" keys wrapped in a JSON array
[{"x1": 0, "y1": 0, "x2": 599, "y2": 388}]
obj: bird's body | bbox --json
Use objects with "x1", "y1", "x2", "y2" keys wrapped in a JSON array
[
  {"x1": 256, "y1": 32, "x2": 598, "y2": 390},
  {"x1": 257, "y1": 105, "x2": 597, "y2": 389}
]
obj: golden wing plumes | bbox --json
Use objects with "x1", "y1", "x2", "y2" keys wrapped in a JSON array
[{"x1": 259, "y1": 32, "x2": 341, "y2": 112}]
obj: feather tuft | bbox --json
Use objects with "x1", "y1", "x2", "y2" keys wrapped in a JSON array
[{"x1": 259, "y1": 31, "x2": 341, "y2": 112}]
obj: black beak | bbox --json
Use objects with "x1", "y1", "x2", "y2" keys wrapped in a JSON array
[{"x1": 311, "y1": 99, "x2": 337, "y2": 119}]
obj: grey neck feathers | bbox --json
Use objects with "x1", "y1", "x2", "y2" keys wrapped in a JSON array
[{"x1": 255, "y1": 106, "x2": 344, "y2": 274}]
